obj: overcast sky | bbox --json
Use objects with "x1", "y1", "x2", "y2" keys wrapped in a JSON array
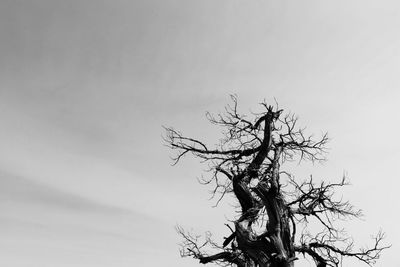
[{"x1": 0, "y1": 0, "x2": 399, "y2": 266}]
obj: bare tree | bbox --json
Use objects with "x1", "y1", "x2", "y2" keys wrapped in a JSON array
[{"x1": 164, "y1": 96, "x2": 389, "y2": 267}]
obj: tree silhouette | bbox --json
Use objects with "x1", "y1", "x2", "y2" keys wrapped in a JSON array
[{"x1": 164, "y1": 96, "x2": 389, "y2": 267}]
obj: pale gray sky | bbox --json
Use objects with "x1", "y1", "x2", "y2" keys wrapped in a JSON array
[{"x1": 0, "y1": 0, "x2": 399, "y2": 266}]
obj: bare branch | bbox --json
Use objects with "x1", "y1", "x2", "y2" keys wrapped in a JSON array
[
  {"x1": 167, "y1": 98, "x2": 389, "y2": 267},
  {"x1": 295, "y1": 230, "x2": 390, "y2": 266},
  {"x1": 287, "y1": 175, "x2": 362, "y2": 239},
  {"x1": 176, "y1": 226, "x2": 247, "y2": 267}
]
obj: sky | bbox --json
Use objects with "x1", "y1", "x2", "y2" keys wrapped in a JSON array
[{"x1": 0, "y1": 0, "x2": 399, "y2": 266}]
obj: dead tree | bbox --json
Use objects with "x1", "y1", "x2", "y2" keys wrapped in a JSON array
[{"x1": 164, "y1": 96, "x2": 389, "y2": 267}]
